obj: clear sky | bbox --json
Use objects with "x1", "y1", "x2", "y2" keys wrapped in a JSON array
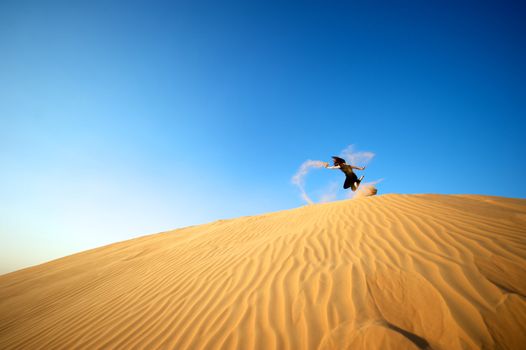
[{"x1": 1, "y1": 0, "x2": 525, "y2": 274}]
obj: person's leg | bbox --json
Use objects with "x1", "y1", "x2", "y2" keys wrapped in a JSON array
[
  {"x1": 344, "y1": 174, "x2": 357, "y2": 190},
  {"x1": 351, "y1": 175, "x2": 364, "y2": 192}
]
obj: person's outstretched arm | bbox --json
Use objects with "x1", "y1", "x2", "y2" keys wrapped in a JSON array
[
  {"x1": 324, "y1": 163, "x2": 340, "y2": 169},
  {"x1": 351, "y1": 165, "x2": 366, "y2": 171}
]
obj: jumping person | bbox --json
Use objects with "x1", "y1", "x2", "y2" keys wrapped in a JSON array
[{"x1": 325, "y1": 156, "x2": 365, "y2": 191}]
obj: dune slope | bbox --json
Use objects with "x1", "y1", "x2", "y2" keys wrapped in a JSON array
[{"x1": 1, "y1": 194, "x2": 525, "y2": 349}]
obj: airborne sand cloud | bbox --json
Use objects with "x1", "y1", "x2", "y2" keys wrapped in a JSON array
[
  {"x1": 291, "y1": 160, "x2": 327, "y2": 204},
  {"x1": 292, "y1": 145, "x2": 377, "y2": 204}
]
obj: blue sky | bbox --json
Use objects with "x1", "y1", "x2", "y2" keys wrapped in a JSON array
[{"x1": 1, "y1": 0, "x2": 525, "y2": 273}]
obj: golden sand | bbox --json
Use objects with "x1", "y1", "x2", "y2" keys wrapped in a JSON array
[{"x1": 1, "y1": 194, "x2": 525, "y2": 349}]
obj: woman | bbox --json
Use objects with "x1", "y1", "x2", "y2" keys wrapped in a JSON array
[{"x1": 325, "y1": 156, "x2": 365, "y2": 191}]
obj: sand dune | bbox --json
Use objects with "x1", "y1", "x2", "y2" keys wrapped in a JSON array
[{"x1": 1, "y1": 194, "x2": 525, "y2": 349}]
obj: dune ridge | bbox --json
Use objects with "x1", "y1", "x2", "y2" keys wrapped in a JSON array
[{"x1": 1, "y1": 194, "x2": 525, "y2": 349}]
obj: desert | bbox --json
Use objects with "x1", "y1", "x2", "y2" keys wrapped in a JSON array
[{"x1": 1, "y1": 194, "x2": 525, "y2": 349}]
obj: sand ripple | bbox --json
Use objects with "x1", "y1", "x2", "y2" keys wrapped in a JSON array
[{"x1": 1, "y1": 194, "x2": 525, "y2": 349}]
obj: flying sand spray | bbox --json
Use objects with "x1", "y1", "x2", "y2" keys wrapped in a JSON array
[
  {"x1": 292, "y1": 145, "x2": 379, "y2": 204},
  {"x1": 291, "y1": 160, "x2": 328, "y2": 204}
]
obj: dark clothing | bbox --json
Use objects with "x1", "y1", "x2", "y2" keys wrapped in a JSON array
[
  {"x1": 344, "y1": 173, "x2": 359, "y2": 190},
  {"x1": 339, "y1": 164, "x2": 360, "y2": 190},
  {"x1": 339, "y1": 164, "x2": 356, "y2": 177}
]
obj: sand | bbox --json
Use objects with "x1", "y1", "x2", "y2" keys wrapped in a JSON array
[{"x1": 1, "y1": 194, "x2": 525, "y2": 349}]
